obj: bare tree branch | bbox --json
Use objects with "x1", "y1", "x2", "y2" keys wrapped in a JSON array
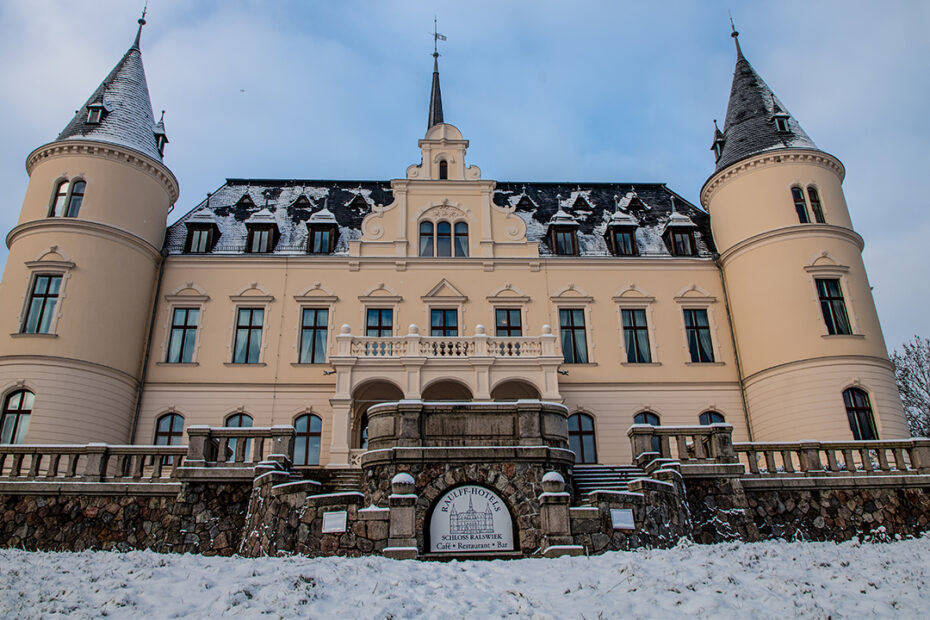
[{"x1": 891, "y1": 335, "x2": 930, "y2": 437}]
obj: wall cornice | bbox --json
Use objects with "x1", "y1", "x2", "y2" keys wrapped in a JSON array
[
  {"x1": 26, "y1": 140, "x2": 179, "y2": 204},
  {"x1": 7, "y1": 219, "x2": 162, "y2": 262},
  {"x1": 700, "y1": 149, "x2": 845, "y2": 208},
  {"x1": 718, "y1": 224, "x2": 864, "y2": 266},
  {"x1": 742, "y1": 354, "x2": 894, "y2": 386}
]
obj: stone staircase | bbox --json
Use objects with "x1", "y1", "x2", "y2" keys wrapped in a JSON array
[
  {"x1": 327, "y1": 469, "x2": 364, "y2": 493},
  {"x1": 572, "y1": 464, "x2": 646, "y2": 496}
]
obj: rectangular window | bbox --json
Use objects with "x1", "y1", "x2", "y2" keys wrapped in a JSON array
[
  {"x1": 233, "y1": 308, "x2": 264, "y2": 363},
  {"x1": 816, "y1": 278, "x2": 852, "y2": 335},
  {"x1": 554, "y1": 229, "x2": 577, "y2": 255},
  {"x1": 365, "y1": 308, "x2": 393, "y2": 337},
  {"x1": 247, "y1": 226, "x2": 274, "y2": 253},
  {"x1": 791, "y1": 187, "x2": 810, "y2": 223},
  {"x1": 22, "y1": 275, "x2": 62, "y2": 334},
  {"x1": 621, "y1": 309, "x2": 652, "y2": 363},
  {"x1": 559, "y1": 308, "x2": 588, "y2": 363},
  {"x1": 309, "y1": 227, "x2": 336, "y2": 254},
  {"x1": 613, "y1": 230, "x2": 636, "y2": 256},
  {"x1": 808, "y1": 187, "x2": 825, "y2": 224},
  {"x1": 672, "y1": 230, "x2": 696, "y2": 256},
  {"x1": 299, "y1": 308, "x2": 329, "y2": 363},
  {"x1": 166, "y1": 308, "x2": 199, "y2": 363},
  {"x1": 683, "y1": 309, "x2": 714, "y2": 362},
  {"x1": 430, "y1": 309, "x2": 458, "y2": 337},
  {"x1": 189, "y1": 228, "x2": 211, "y2": 253},
  {"x1": 495, "y1": 309, "x2": 522, "y2": 337}
]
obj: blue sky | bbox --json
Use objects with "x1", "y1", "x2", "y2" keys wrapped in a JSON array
[{"x1": 0, "y1": 0, "x2": 927, "y2": 352}]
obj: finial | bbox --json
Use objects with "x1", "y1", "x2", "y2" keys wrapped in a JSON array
[
  {"x1": 158, "y1": 109, "x2": 165, "y2": 123},
  {"x1": 713, "y1": 118, "x2": 719, "y2": 131},
  {"x1": 432, "y1": 17, "x2": 446, "y2": 59},
  {"x1": 132, "y1": 2, "x2": 148, "y2": 50},
  {"x1": 729, "y1": 11, "x2": 743, "y2": 58},
  {"x1": 670, "y1": 195, "x2": 677, "y2": 213}
]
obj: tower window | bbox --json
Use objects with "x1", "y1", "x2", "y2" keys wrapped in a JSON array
[
  {"x1": 299, "y1": 308, "x2": 329, "y2": 364},
  {"x1": 683, "y1": 309, "x2": 714, "y2": 362},
  {"x1": 815, "y1": 278, "x2": 852, "y2": 335},
  {"x1": 791, "y1": 187, "x2": 810, "y2": 223},
  {"x1": 774, "y1": 115, "x2": 789, "y2": 132},
  {"x1": 166, "y1": 308, "x2": 199, "y2": 363},
  {"x1": 49, "y1": 179, "x2": 85, "y2": 218},
  {"x1": 50, "y1": 180, "x2": 69, "y2": 217},
  {"x1": 567, "y1": 413, "x2": 597, "y2": 464},
  {"x1": 621, "y1": 309, "x2": 652, "y2": 363},
  {"x1": 155, "y1": 134, "x2": 167, "y2": 156},
  {"x1": 843, "y1": 388, "x2": 878, "y2": 441},
  {"x1": 807, "y1": 186, "x2": 825, "y2": 223},
  {"x1": 22, "y1": 274, "x2": 62, "y2": 334},
  {"x1": 559, "y1": 308, "x2": 588, "y2": 363},
  {"x1": 86, "y1": 104, "x2": 105, "y2": 125},
  {"x1": 438, "y1": 160, "x2": 448, "y2": 179},
  {"x1": 66, "y1": 181, "x2": 85, "y2": 217},
  {"x1": 294, "y1": 414, "x2": 322, "y2": 466},
  {"x1": 1, "y1": 390, "x2": 34, "y2": 444},
  {"x1": 233, "y1": 308, "x2": 264, "y2": 363}
]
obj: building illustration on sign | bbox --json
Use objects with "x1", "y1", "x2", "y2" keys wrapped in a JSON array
[{"x1": 449, "y1": 496, "x2": 494, "y2": 535}]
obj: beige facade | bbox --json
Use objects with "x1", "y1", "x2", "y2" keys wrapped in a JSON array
[{"x1": 0, "y1": 23, "x2": 910, "y2": 465}]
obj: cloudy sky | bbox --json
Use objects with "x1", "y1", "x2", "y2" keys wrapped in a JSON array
[{"x1": 0, "y1": 0, "x2": 927, "y2": 353}]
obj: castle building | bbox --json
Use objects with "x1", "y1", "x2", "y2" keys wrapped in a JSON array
[{"x1": 0, "y1": 18, "x2": 909, "y2": 468}]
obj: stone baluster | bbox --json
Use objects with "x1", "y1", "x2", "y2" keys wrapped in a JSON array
[
  {"x1": 383, "y1": 473, "x2": 418, "y2": 559},
  {"x1": 82, "y1": 443, "x2": 108, "y2": 482}
]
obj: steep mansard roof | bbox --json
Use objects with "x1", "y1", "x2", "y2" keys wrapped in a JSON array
[
  {"x1": 56, "y1": 26, "x2": 164, "y2": 162},
  {"x1": 164, "y1": 180, "x2": 714, "y2": 258},
  {"x1": 714, "y1": 44, "x2": 817, "y2": 172}
]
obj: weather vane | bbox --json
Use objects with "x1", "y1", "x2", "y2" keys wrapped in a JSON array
[{"x1": 432, "y1": 17, "x2": 446, "y2": 57}]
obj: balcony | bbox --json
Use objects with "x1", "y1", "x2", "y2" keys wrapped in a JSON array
[{"x1": 334, "y1": 323, "x2": 559, "y2": 359}]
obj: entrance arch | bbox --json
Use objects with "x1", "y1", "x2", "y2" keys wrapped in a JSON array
[
  {"x1": 490, "y1": 379, "x2": 540, "y2": 401},
  {"x1": 352, "y1": 380, "x2": 404, "y2": 449},
  {"x1": 422, "y1": 379, "x2": 473, "y2": 402}
]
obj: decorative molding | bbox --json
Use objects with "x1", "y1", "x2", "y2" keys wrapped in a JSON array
[
  {"x1": 7, "y1": 219, "x2": 161, "y2": 262},
  {"x1": 718, "y1": 224, "x2": 864, "y2": 266}
]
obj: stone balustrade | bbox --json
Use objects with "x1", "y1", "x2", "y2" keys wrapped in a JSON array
[
  {"x1": 184, "y1": 425, "x2": 295, "y2": 468},
  {"x1": 336, "y1": 323, "x2": 558, "y2": 359},
  {"x1": 628, "y1": 423, "x2": 737, "y2": 466},
  {"x1": 0, "y1": 443, "x2": 187, "y2": 482}
]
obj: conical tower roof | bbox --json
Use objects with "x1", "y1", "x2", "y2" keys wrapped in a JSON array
[
  {"x1": 713, "y1": 29, "x2": 816, "y2": 172},
  {"x1": 56, "y1": 18, "x2": 164, "y2": 162}
]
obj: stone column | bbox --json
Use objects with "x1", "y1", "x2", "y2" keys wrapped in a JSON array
[
  {"x1": 539, "y1": 472, "x2": 583, "y2": 557},
  {"x1": 383, "y1": 473, "x2": 418, "y2": 559},
  {"x1": 328, "y1": 398, "x2": 352, "y2": 468}
]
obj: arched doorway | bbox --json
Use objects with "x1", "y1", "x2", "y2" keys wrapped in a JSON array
[
  {"x1": 352, "y1": 380, "x2": 404, "y2": 449},
  {"x1": 422, "y1": 380, "x2": 473, "y2": 402},
  {"x1": 490, "y1": 380, "x2": 540, "y2": 401}
]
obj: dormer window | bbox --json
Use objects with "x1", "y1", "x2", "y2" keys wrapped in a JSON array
[
  {"x1": 670, "y1": 229, "x2": 697, "y2": 256},
  {"x1": 438, "y1": 160, "x2": 448, "y2": 180},
  {"x1": 712, "y1": 139, "x2": 724, "y2": 161},
  {"x1": 550, "y1": 227, "x2": 578, "y2": 256},
  {"x1": 247, "y1": 225, "x2": 276, "y2": 253},
  {"x1": 774, "y1": 114, "x2": 790, "y2": 133},
  {"x1": 155, "y1": 133, "x2": 168, "y2": 157},
  {"x1": 610, "y1": 228, "x2": 637, "y2": 256},
  {"x1": 186, "y1": 226, "x2": 217, "y2": 253},
  {"x1": 308, "y1": 224, "x2": 338, "y2": 253},
  {"x1": 86, "y1": 103, "x2": 105, "y2": 125}
]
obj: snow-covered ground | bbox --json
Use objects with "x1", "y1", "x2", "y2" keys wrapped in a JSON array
[{"x1": 1, "y1": 536, "x2": 927, "y2": 618}]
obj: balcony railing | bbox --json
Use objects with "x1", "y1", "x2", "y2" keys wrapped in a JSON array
[{"x1": 336, "y1": 323, "x2": 559, "y2": 359}]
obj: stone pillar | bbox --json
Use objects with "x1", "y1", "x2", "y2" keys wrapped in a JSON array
[
  {"x1": 798, "y1": 441, "x2": 824, "y2": 473},
  {"x1": 910, "y1": 438, "x2": 930, "y2": 474},
  {"x1": 383, "y1": 473, "x2": 418, "y2": 559},
  {"x1": 328, "y1": 398, "x2": 352, "y2": 468},
  {"x1": 269, "y1": 425, "x2": 296, "y2": 468},
  {"x1": 628, "y1": 425, "x2": 658, "y2": 467},
  {"x1": 539, "y1": 472, "x2": 583, "y2": 557},
  {"x1": 82, "y1": 443, "x2": 108, "y2": 482},
  {"x1": 709, "y1": 423, "x2": 737, "y2": 463},
  {"x1": 184, "y1": 426, "x2": 211, "y2": 466}
]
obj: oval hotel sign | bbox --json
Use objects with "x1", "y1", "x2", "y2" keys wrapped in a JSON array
[{"x1": 429, "y1": 485, "x2": 514, "y2": 553}]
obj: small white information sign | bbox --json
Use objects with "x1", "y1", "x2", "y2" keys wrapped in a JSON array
[
  {"x1": 429, "y1": 485, "x2": 514, "y2": 553},
  {"x1": 611, "y1": 508, "x2": 635, "y2": 530},
  {"x1": 322, "y1": 510, "x2": 348, "y2": 534}
]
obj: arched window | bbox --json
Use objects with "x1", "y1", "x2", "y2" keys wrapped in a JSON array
[
  {"x1": 1, "y1": 390, "x2": 34, "y2": 444},
  {"x1": 438, "y1": 160, "x2": 448, "y2": 180},
  {"x1": 567, "y1": 413, "x2": 597, "y2": 464},
  {"x1": 699, "y1": 411, "x2": 725, "y2": 425},
  {"x1": 294, "y1": 414, "x2": 322, "y2": 466},
  {"x1": 224, "y1": 412, "x2": 253, "y2": 462},
  {"x1": 154, "y1": 412, "x2": 184, "y2": 464},
  {"x1": 791, "y1": 186, "x2": 810, "y2": 223},
  {"x1": 436, "y1": 221, "x2": 452, "y2": 257},
  {"x1": 66, "y1": 181, "x2": 85, "y2": 217},
  {"x1": 50, "y1": 180, "x2": 69, "y2": 217},
  {"x1": 843, "y1": 388, "x2": 878, "y2": 440},
  {"x1": 454, "y1": 222, "x2": 468, "y2": 257},
  {"x1": 807, "y1": 186, "x2": 825, "y2": 223},
  {"x1": 634, "y1": 411, "x2": 661, "y2": 454},
  {"x1": 419, "y1": 221, "x2": 434, "y2": 257}
]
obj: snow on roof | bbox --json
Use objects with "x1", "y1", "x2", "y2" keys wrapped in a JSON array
[{"x1": 165, "y1": 180, "x2": 714, "y2": 258}]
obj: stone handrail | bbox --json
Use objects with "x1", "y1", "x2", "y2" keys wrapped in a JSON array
[
  {"x1": 184, "y1": 425, "x2": 295, "y2": 467},
  {"x1": 628, "y1": 424, "x2": 736, "y2": 466},
  {"x1": 735, "y1": 439, "x2": 930, "y2": 476},
  {"x1": 335, "y1": 323, "x2": 559, "y2": 359},
  {"x1": 0, "y1": 443, "x2": 187, "y2": 482}
]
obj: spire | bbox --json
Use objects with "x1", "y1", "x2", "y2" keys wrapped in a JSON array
[
  {"x1": 55, "y1": 10, "x2": 164, "y2": 162},
  {"x1": 428, "y1": 18, "x2": 445, "y2": 129},
  {"x1": 131, "y1": 4, "x2": 147, "y2": 51},
  {"x1": 712, "y1": 24, "x2": 817, "y2": 173}
]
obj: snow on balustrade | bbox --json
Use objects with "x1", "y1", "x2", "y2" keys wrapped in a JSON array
[
  {"x1": 734, "y1": 439, "x2": 930, "y2": 476},
  {"x1": 0, "y1": 444, "x2": 187, "y2": 482}
]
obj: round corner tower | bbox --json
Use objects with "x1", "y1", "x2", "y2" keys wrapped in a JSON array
[
  {"x1": 700, "y1": 30, "x2": 909, "y2": 442},
  {"x1": 0, "y1": 19, "x2": 177, "y2": 444}
]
